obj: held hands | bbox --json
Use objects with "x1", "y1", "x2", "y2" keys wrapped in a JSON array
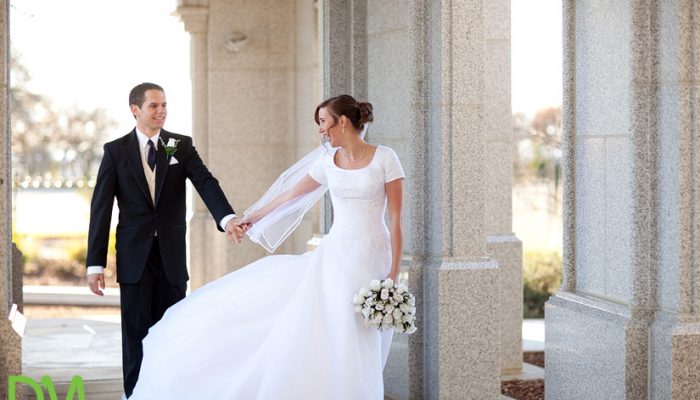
[
  {"x1": 225, "y1": 216, "x2": 252, "y2": 244},
  {"x1": 88, "y1": 273, "x2": 106, "y2": 296}
]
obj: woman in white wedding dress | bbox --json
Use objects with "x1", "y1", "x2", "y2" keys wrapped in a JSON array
[{"x1": 129, "y1": 95, "x2": 405, "y2": 399}]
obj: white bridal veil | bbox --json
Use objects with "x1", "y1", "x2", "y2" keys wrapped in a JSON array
[{"x1": 244, "y1": 124, "x2": 368, "y2": 252}]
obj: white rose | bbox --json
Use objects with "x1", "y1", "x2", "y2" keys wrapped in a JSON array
[
  {"x1": 359, "y1": 287, "x2": 370, "y2": 297},
  {"x1": 375, "y1": 303, "x2": 385, "y2": 311},
  {"x1": 393, "y1": 293, "x2": 404, "y2": 303},
  {"x1": 383, "y1": 314, "x2": 394, "y2": 324},
  {"x1": 382, "y1": 278, "x2": 394, "y2": 289},
  {"x1": 392, "y1": 308, "x2": 403, "y2": 320},
  {"x1": 380, "y1": 289, "x2": 390, "y2": 301},
  {"x1": 384, "y1": 304, "x2": 394, "y2": 313},
  {"x1": 369, "y1": 280, "x2": 381, "y2": 291},
  {"x1": 408, "y1": 296, "x2": 416, "y2": 306},
  {"x1": 408, "y1": 306, "x2": 416, "y2": 315},
  {"x1": 353, "y1": 294, "x2": 364, "y2": 305},
  {"x1": 399, "y1": 303, "x2": 409, "y2": 313},
  {"x1": 406, "y1": 314, "x2": 416, "y2": 324},
  {"x1": 406, "y1": 325, "x2": 417, "y2": 334},
  {"x1": 354, "y1": 305, "x2": 363, "y2": 313},
  {"x1": 396, "y1": 283, "x2": 407, "y2": 294},
  {"x1": 362, "y1": 307, "x2": 372, "y2": 318},
  {"x1": 166, "y1": 138, "x2": 177, "y2": 147}
]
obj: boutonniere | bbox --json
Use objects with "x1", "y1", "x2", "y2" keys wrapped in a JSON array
[{"x1": 160, "y1": 137, "x2": 180, "y2": 157}]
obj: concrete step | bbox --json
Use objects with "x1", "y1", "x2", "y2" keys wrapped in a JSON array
[
  {"x1": 501, "y1": 362, "x2": 545, "y2": 382},
  {"x1": 23, "y1": 285, "x2": 120, "y2": 306},
  {"x1": 22, "y1": 378, "x2": 122, "y2": 400}
]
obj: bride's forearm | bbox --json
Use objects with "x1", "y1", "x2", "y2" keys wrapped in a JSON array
[
  {"x1": 247, "y1": 175, "x2": 323, "y2": 224},
  {"x1": 388, "y1": 221, "x2": 403, "y2": 278},
  {"x1": 248, "y1": 191, "x2": 295, "y2": 223}
]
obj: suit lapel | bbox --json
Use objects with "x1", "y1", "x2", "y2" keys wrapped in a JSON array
[
  {"x1": 121, "y1": 130, "x2": 153, "y2": 208},
  {"x1": 154, "y1": 131, "x2": 171, "y2": 208}
]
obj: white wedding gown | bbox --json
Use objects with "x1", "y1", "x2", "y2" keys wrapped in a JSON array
[{"x1": 129, "y1": 145, "x2": 405, "y2": 399}]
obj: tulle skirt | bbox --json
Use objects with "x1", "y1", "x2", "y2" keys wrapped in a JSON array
[{"x1": 129, "y1": 232, "x2": 393, "y2": 399}]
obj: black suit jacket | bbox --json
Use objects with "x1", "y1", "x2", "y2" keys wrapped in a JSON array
[{"x1": 86, "y1": 129, "x2": 234, "y2": 284}]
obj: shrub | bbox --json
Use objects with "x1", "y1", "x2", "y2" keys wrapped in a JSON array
[{"x1": 523, "y1": 251, "x2": 562, "y2": 318}]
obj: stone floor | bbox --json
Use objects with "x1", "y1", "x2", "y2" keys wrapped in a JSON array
[{"x1": 19, "y1": 314, "x2": 545, "y2": 399}]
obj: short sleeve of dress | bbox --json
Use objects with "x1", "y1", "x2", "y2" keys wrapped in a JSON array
[
  {"x1": 308, "y1": 152, "x2": 328, "y2": 185},
  {"x1": 382, "y1": 146, "x2": 405, "y2": 183}
]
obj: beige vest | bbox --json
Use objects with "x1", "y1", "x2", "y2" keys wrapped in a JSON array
[{"x1": 140, "y1": 144, "x2": 156, "y2": 204}]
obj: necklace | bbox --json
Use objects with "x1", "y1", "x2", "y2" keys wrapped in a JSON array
[{"x1": 340, "y1": 145, "x2": 369, "y2": 164}]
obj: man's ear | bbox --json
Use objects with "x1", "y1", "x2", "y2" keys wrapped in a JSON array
[{"x1": 130, "y1": 104, "x2": 140, "y2": 119}]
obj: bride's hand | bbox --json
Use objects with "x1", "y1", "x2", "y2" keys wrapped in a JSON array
[
  {"x1": 386, "y1": 271, "x2": 399, "y2": 283},
  {"x1": 240, "y1": 213, "x2": 257, "y2": 226}
]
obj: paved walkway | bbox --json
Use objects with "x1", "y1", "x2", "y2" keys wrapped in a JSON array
[{"x1": 20, "y1": 315, "x2": 545, "y2": 399}]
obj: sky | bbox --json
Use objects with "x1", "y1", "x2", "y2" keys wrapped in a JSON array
[
  {"x1": 511, "y1": 0, "x2": 563, "y2": 116},
  {"x1": 10, "y1": 0, "x2": 562, "y2": 138},
  {"x1": 10, "y1": 0, "x2": 192, "y2": 140}
]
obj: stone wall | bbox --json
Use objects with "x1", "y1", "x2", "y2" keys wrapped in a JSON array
[{"x1": 546, "y1": 1, "x2": 700, "y2": 398}]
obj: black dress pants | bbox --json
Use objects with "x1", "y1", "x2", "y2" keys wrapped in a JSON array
[{"x1": 119, "y1": 238, "x2": 186, "y2": 397}]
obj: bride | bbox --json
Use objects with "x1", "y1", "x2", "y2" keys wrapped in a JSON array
[{"x1": 128, "y1": 94, "x2": 405, "y2": 399}]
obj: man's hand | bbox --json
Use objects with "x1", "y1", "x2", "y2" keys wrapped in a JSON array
[
  {"x1": 88, "y1": 273, "x2": 106, "y2": 296},
  {"x1": 225, "y1": 217, "x2": 250, "y2": 244}
]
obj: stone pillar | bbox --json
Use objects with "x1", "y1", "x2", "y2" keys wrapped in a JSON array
[
  {"x1": 546, "y1": 1, "x2": 700, "y2": 399},
  {"x1": 672, "y1": 2, "x2": 700, "y2": 398},
  {"x1": 205, "y1": 0, "x2": 299, "y2": 271},
  {"x1": 288, "y1": 0, "x2": 321, "y2": 253},
  {"x1": 0, "y1": 0, "x2": 22, "y2": 396},
  {"x1": 482, "y1": 0, "x2": 522, "y2": 374},
  {"x1": 409, "y1": 1, "x2": 500, "y2": 398},
  {"x1": 176, "y1": 3, "x2": 216, "y2": 290},
  {"x1": 320, "y1": 0, "x2": 367, "y2": 232}
]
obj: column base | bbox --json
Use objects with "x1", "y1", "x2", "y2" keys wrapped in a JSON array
[
  {"x1": 487, "y1": 234, "x2": 523, "y2": 373},
  {"x1": 424, "y1": 258, "x2": 500, "y2": 400},
  {"x1": 545, "y1": 291, "x2": 629, "y2": 399},
  {"x1": 672, "y1": 322, "x2": 700, "y2": 398},
  {"x1": 546, "y1": 291, "x2": 680, "y2": 399}
]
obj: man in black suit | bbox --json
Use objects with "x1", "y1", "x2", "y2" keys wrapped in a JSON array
[{"x1": 86, "y1": 82, "x2": 243, "y2": 398}]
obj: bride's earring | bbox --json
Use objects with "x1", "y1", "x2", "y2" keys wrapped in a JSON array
[{"x1": 342, "y1": 126, "x2": 345, "y2": 135}]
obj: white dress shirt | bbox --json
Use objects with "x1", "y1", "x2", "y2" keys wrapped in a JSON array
[{"x1": 87, "y1": 128, "x2": 236, "y2": 276}]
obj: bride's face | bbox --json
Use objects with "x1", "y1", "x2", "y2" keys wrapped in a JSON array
[{"x1": 317, "y1": 107, "x2": 340, "y2": 146}]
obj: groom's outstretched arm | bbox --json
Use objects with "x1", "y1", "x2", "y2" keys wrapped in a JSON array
[
  {"x1": 86, "y1": 144, "x2": 117, "y2": 295},
  {"x1": 181, "y1": 137, "x2": 235, "y2": 232}
]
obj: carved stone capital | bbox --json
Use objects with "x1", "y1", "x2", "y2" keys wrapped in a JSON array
[{"x1": 176, "y1": 5, "x2": 209, "y2": 34}]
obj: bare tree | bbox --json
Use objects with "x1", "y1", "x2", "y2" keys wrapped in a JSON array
[
  {"x1": 10, "y1": 52, "x2": 116, "y2": 184},
  {"x1": 513, "y1": 107, "x2": 562, "y2": 215}
]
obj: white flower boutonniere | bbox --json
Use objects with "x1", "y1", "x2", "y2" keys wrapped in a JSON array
[{"x1": 160, "y1": 137, "x2": 180, "y2": 157}]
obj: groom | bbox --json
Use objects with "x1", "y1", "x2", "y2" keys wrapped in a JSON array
[{"x1": 86, "y1": 82, "x2": 243, "y2": 397}]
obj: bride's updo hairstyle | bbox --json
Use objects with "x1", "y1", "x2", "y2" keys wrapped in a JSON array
[{"x1": 314, "y1": 94, "x2": 374, "y2": 131}]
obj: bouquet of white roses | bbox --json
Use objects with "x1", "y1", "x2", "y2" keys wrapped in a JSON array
[{"x1": 353, "y1": 278, "x2": 417, "y2": 334}]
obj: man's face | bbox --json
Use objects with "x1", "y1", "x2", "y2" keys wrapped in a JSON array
[{"x1": 131, "y1": 89, "x2": 167, "y2": 134}]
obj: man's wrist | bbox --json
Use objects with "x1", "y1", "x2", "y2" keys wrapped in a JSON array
[
  {"x1": 220, "y1": 214, "x2": 237, "y2": 230},
  {"x1": 87, "y1": 266, "x2": 105, "y2": 275}
]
